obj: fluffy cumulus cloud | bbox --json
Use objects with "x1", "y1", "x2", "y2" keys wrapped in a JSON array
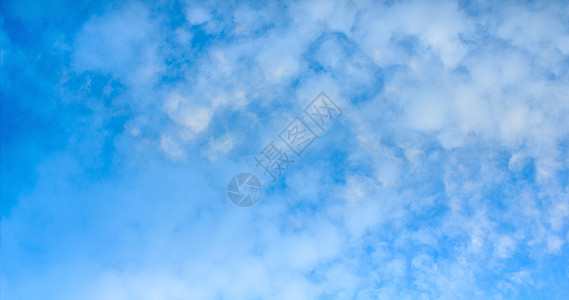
[{"x1": 1, "y1": 0, "x2": 569, "y2": 299}]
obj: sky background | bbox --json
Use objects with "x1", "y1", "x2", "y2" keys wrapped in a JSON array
[{"x1": 1, "y1": 0, "x2": 569, "y2": 299}]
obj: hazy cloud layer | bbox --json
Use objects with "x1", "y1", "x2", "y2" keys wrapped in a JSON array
[{"x1": 2, "y1": 0, "x2": 569, "y2": 299}]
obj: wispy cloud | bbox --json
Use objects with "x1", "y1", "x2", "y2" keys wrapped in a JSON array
[{"x1": 2, "y1": 0, "x2": 568, "y2": 299}]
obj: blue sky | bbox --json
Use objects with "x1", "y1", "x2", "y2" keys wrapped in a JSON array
[{"x1": 1, "y1": 0, "x2": 569, "y2": 299}]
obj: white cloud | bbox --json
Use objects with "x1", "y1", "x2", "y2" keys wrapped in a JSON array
[
  {"x1": 205, "y1": 134, "x2": 234, "y2": 161},
  {"x1": 72, "y1": 3, "x2": 163, "y2": 86},
  {"x1": 5, "y1": 0, "x2": 569, "y2": 299},
  {"x1": 494, "y1": 235, "x2": 517, "y2": 259},
  {"x1": 185, "y1": 6, "x2": 211, "y2": 25},
  {"x1": 160, "y1": 135, "x2": 185, "y2": 161}
]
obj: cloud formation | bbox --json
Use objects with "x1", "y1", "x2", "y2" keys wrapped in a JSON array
[{"x1": 2, "y1": 0, "x2": 568, "y2": 299}]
